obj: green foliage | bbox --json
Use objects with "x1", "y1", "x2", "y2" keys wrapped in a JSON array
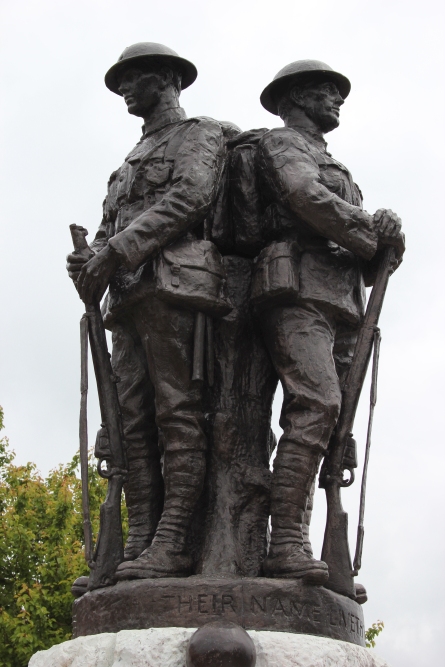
[
  {"x1": 365, "y1": 619, "x2": 384, "y2": 648},
  {"x1": 0, "y1": 406, "x2": 128, "y2": 667}
]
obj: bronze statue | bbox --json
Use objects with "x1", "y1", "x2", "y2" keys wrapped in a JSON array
[
  {"x1": 67, "y1": 42, "x2": 232, "y2": 580},
  {"x1": 69, "y1": 51, "x2": 405, "y2": 647},
  {"x1": 253, "y1": 60, "x2": 404, "y2": 583}
]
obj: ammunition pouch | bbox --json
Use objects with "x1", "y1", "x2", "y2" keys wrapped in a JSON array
[
  {"x1": 155, "y1": 237, "x2": 233, "y2": 317},
  {"x1": 251, "y1": 240, "x2": 300, "y2": 311}
]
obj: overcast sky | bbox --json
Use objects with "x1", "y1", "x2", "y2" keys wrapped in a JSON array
[{"x1": 1, "y1": 0, "x2": 444, "y2": 665}]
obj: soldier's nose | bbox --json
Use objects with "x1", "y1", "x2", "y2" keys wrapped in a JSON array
[{"x1": 118, "y1": 80, "x2": 132, "y2": 95}]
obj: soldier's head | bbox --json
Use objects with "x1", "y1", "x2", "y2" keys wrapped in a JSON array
[
  {"x1": 105, "y1": 43, "x2": 197, "y2": 118},
  {"x1": 116, "y1": 61, "x2": 182, "y2": 117},
  {"x1": 277, "y1": 80, "x2": 344, "y2": 133},
  {"x1": 260, "y1": 60, "x2": 350, "y2": 134}
]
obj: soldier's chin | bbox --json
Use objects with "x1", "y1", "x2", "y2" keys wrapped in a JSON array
[
  {"x1": 126, "y1": 102, "x2": 143, "y2": 117},
  {"x1": 320, "y1": 114, "x2": 340, "y2": 133}
]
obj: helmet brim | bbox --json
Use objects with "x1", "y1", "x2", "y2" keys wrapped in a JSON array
[
  {"x1": 105, "y1": 54, "x2": 198, "y2": 95},
  {"x1": 260, "y1": 69, "x2": 351, "y2": 115}
]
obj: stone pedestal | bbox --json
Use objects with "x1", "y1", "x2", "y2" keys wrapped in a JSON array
[
  {"x1": 72, "y1": 577, "x2": 366, "y2": 646},
  {"x1": 28, "y1": 628, "x2": 390, "y2": 667}
]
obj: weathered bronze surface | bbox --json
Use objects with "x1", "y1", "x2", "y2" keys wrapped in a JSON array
[
  {"x1": 72, "y1": 577, "x2": 365, "y2": 646},
  {"x1": 66, "y1": 45, "x2": 404, "y2": 645}
]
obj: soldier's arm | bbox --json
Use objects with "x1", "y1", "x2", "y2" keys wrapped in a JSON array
[
  {"x1": 259, "y1": 130, "x2": 378, "y2": 260},
  {"x1": 107, "y1": 120, "x2": 225, "y2": 272}
]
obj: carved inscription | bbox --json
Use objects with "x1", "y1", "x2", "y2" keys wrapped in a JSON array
[
  {"x1": 159, "y1": 591, "x2": 363, "y2": 639},
  {"x1": 250, "y1": 596, "x2": 363, "y2": 637},
  {"x1": 162, "y1": 593, "x2": 237, "y2": 615},
  {"x1": 349, "y1": 613, "x2": 364, "y2": 638},
  {"x1": 250, "y1": 596, "x2": 321, "y2": 622}
]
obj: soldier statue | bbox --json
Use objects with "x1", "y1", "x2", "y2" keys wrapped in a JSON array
[
  {"x1": 67, "y1": 42, "x2": 232, "y2": 580},
  {"x1": 250, "y1": 60, "x2": 405, "y2": 584}
]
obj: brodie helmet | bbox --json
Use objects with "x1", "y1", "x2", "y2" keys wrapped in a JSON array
[
  {"x1": 260, "y1": 60, "x2": 351, "y2": 115},
  {"x1": 105, "y1": 42, "x2": 197, "y2": 95}
]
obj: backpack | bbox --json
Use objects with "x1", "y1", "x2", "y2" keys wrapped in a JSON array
[{"x1": 208, "y1": 128, "x2": 269, "y2": 258}]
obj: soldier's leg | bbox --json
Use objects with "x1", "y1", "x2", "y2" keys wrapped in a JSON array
[
  {"x1": 261, "y1": 302, "x2": 341, "y2": 582},
  {"x1": 116, "y1": 295, "x2": 206, "y2": 579},
  {"x1": 301, "y1": 319, "x2": 355, "y2": 563},
  {"x1": 301, "y1": 324, "x2": 356, "y2": 558},
  {"x1": 110, "y1": 320, "x2": 163, "y2": 561}
]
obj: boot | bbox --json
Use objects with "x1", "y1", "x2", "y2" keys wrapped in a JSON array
[
  {"x1": 123, "y1": 453, "x2": 164, "y2": 561},
  {"x1": 263, "y1": 443, "x2": 328, "y2": 584},
  {"x1": 116, "y1": 449, "x2": 205, "y2": 579}
]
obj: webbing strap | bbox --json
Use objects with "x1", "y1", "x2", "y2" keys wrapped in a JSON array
[{"x1": 80, "y1": 314, "x2": 93, "y2": 565}]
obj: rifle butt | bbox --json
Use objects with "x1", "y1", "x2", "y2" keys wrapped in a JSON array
[
  {"x1": 321, "y1": 483, "x2": 356, "y2": 599},
  {"x1": 88, "y1": 474, "x2": 125, "y2": 590}
]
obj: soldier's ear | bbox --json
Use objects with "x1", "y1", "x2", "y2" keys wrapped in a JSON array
[
  {"x1": 157, "y1": 66, "x2": 181, "y2": 94},
  {"x1": 288, "y1": 85, "x2": 305, "y2": 108}
]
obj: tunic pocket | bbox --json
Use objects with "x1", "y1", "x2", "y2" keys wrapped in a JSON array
[{"x1": 145, "y1": 161, "x2": 172, "y2": 186}]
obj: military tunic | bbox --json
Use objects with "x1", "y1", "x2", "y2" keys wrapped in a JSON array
[
  {"x1": 257, "y1": 126, "x2": 379, "y2": 455},
  {"x1": 90, "y1": 107, "x2": 225, "y2": 458}
]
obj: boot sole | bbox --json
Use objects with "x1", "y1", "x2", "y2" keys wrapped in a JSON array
[
  {"x1": 270, "y1": 569, "x2": 329, "y2": 585},
  {"x1": 264, "y1": 560, "x2": 329, "y2": 586}
]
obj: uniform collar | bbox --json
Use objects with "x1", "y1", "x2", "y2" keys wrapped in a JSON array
[
  {"x1": 141, "y1": 107, "x2": 187, "y2": 138},
  {"x1": 291, "y1": 125, "x2": 328, "y2": 152}
]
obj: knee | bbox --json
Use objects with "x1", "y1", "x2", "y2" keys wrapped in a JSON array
[
  {"x1": 280, "y1": 387, "x2": 341, "y2": 454},
  {"x1": 315, "y1": 390, "x2": 341, "y2": 451}
]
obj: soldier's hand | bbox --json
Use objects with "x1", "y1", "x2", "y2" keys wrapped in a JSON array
[
  {"x1": 373, "y1": 208, "x2": 405, "y2": 260},
  {"x1": 66, "y1": 250, "x2": 94, "y2": 283},
  {"x1": 77, "y1": 245, "x2": 120, "y2": 305}
]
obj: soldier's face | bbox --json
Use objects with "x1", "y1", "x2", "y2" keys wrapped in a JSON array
[
  {"x1": 295, "y1": 81, "x2": 344, "y2": 133},
  {"x1": 117, "y1": 66, "x2": 164, "y2": 117}
]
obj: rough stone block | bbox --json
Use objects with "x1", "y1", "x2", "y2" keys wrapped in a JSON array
[
  {"x1": 28, "y1": 629, "x2": 390, "y2": 667},
  {"x1": 28, "y1": 632, "x2": 116, "y2": 667}
]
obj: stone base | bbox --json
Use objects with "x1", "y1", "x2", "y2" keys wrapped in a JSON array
[
  {"x1": 28, "y1": 628, "x2": 389, "y2": 667},
  {"x1": 73, "y1": 576, "x2": 365, "y2": 646}
]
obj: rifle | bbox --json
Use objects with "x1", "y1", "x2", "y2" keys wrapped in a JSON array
[
  {"x1": 70, "y1": 224, "x2": 127, "y2": 591},
  {"x1": 319, "y1": 246, "x2": 395, "y2": 598}
]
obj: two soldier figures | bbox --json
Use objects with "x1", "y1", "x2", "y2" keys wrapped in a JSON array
[{"x1": 67, "y1": 43, "x2": 404, "y2": 592}]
